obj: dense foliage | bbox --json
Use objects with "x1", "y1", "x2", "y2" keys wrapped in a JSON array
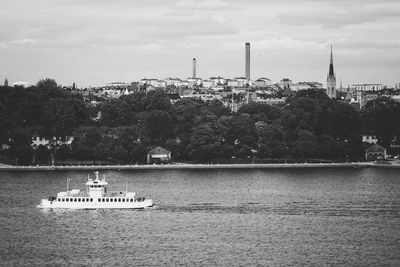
[{"x1": 1, "y1": 80, "x2": 400, "y2": 164}]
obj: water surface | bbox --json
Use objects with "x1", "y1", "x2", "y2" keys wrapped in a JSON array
[{"x1": 1, "y1": 168, "x2": 400, "y2": 266}]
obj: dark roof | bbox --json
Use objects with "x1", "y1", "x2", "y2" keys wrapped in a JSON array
[
  {"x1": 167, "y1": 93, "x2": 181, "y2": 100},
  {"x1": 366, "y1": 144, "x2": 386, "y2": 153},
  {"x1": 147, "y1": 146, "x2": 171, "y2": 155}
]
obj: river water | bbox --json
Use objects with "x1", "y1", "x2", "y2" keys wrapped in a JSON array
[{"x1": 1, "y1": 168, "x2": 400, "y2": 266}]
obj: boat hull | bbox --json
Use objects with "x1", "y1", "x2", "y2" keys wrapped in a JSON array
[{"x1": 36, "y1": 198, "x2": 153, "y2": 209}]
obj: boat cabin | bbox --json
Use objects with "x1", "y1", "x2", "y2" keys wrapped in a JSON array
[{"x1": 86, "y1": 171, "x2": 108, "y2": 198}]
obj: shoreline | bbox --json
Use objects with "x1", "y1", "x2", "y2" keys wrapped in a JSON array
[{"x1": 0, "y1": 162, "x2": 399, "y2": 171}]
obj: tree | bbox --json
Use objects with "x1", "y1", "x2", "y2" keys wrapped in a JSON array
[
  {"x1": 71, "y1": 128, "x2": 103, "y2": 160},
  {"x1": 189, "y1": 123, "x2": 220, "y2": 162},
  {"x1": 238, "y1": 103, "x2": 281, "y2": 123},
  {"x1": 291, "y1": 130, "x2": 320, "y2": 159},
  {"x1": 362, "y1": 97, "x2": 400, "y2": 148},
  {"x1": 0, "y1": 103, "x2": 10, "y2": 145},
  {"x1": 36, "y1": 78, "x2": 58, "y2": 97},
  {"x1": 236, "y1": 145, "x2": 253, "y2": 159},
  {"x1": 56, "y1": 144, "x2": 71, "y2": 161},
  {"x1": 36, "y1": 145, "x2": 50, "y2": 164},
  {"x1": 41, "y1": 97, "x2": 88, "y2": 138},
  {"x1": 258, "y1": 124, "x2": 287, "y2": 159},
  {"x1": 142, "y1": 89, "x2": 173, "y2": 112},
  {"x1": 8, "y1": 128, "x2": 33, "y2": 165},
  {"x1": 200, "y1": 100, "x2": 230, "y2": 117},
  {"x1": 227, "y1": 114, "x2": 257, "y2": 148},
  {"x1": 129, "y1": 143, "x2": 147, "y2": 163},
  {"x1": 144, "y1": 110, "x2": 174, "y2": 145}
]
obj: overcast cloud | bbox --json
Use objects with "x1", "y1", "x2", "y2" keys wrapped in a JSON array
[{"x1": 1, "y1": 0, "x2": 399, "y2": 87}]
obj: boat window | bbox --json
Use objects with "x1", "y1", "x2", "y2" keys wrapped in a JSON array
[
  {"x1": 74, "y1": 198, "x2": 77, "y2": 202},
  {"x1": 130, "y1": 198, "x2": 133, "y2": 202},
  {"x1": 122, "y1": 198, "x2": 125, "y2": 202},
  {"x1": 118, "y1": 198, "x2": 121, "y2": 202},
  {"x1": 66, "y1": 198, "x2": 68, "y2": 202},
  {"x1": 106, "y1": 198, "x2": 109, "y2": 202},
  {"x1": 90, "y1": 198, "x2": 93, "y2": 202},
  {"x1": 78, "y1": 198, "x2": 81, "y2": 202},
  {"x1": 98, "y1": 198, "x2": 101, "y2": 202}
]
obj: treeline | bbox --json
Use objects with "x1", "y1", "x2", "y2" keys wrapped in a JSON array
[{"x1": 1, "y1": 79, "x2": 400, "y2": 165}]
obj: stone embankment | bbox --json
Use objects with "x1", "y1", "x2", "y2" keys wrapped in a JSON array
[{"x1": 0, "y1": 162, "x2": 399, "y2": 171}]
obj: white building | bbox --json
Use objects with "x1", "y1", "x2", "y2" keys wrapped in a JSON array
[
  {"x1": 255, "y1": 98, "x2": 286, "y2": 105},
  {"x1": 291, "y1": 82, "x2": 312, "y2": 91},
  {"x1": 202, "y1": 80, "x2": 215, "y2": 88},
  {"x1": 235, "y1": 77, "x2": 249, "y2": 87},
  {"x1": 105, "y1": 82, "x2": 130, "y2": 89},
  {"x1": 209, "y1": 76, "x2": 226, "y2": 85},
  {"x1": 352, "y1": 84, "x2": 383, "y2": 92},
  {"x1": 280, "y1": 78, "x2": 292, "y2": 90},
  {"x1": 227, "y1": 79, "x2": 239, "y2": 87},
  {"x1": 253, "y1": 78, "x2": 271, "y2": 87},
  {"x1": 187, "y1": 78, "x2": 203, "y2": 88},
  {"x1": 362, "y1": 135, "x2": 378, "y2": 144},
  {"x1": 32, "y1": 136, "x2": 75, "y2": 149},
  {"x1": 13, "y1": 81, "x2": 31, "y2": 88}
]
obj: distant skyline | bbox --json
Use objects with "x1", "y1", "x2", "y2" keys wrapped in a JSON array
[{"x1": 1, "y1": 0, "x2": 400, "y2": 87}]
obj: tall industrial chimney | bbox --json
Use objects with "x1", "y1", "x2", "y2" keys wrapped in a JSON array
[
  {"x1": 192, "y1": 58, "x2": 196, "y2": 79},
  {"x1": 245, "y1": 42, "x2": 250, "y2": 80}
]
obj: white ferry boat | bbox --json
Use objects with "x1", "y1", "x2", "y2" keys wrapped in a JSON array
[{"x1": 37, "y1": 171, "x2": 153, "y2": 209}]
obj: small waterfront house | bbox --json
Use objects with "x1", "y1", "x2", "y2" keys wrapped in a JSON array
[
  {"x1": 365, "y1": 144, "x2": 386, "y2": 161},
  {"x1": 362, "y1": 134, "x2": 378, "y2": 144},
  {"x1": 147, "y1": 146, "x2": 171, "y2": 164}
]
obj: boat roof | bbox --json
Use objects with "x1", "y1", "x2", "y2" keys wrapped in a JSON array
[{"x1": 86, "y1": 178, "x2": 108, "y2": 186}]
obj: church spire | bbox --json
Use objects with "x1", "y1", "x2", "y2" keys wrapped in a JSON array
[
  {"x1": 326, "y1": 44, "x2": 337, "y2": 99},
  {"x1": 329, "y1": 44, "x2": 335, "y2": 77}
]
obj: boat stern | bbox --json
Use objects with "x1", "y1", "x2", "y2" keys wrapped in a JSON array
[{"x1": 144, "y1": 198, "x2": 154, "y2": 208}]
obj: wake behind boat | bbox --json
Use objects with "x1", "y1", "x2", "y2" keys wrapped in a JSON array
[{"x1": 37, "y1": 171, "x2": 153, "y2": 209}]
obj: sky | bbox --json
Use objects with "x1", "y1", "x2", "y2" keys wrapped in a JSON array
[{"x1": 1, "y1": 0, "x2": 400, "y2": 87}]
